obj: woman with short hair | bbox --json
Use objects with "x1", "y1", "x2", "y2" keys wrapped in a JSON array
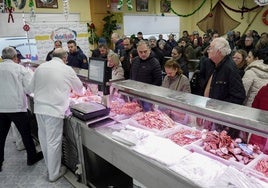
[{"x1": 107, "y1": 53, "x2": 124, "y2": 81}]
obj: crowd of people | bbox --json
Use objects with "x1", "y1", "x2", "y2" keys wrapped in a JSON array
[{"x1": 1, "y1": 28, "x2": 268, "y2": 182}]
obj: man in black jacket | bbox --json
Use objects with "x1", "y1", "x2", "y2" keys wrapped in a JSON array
[
  {"x1": 131, "y1": 40, "x2": 162, "y2": 86},
  {"x1": 204, "y1": 37, "x2": 245, "y2": 103},
  {"x1": 111, "y1": 32, "x2": 124, "y2": 55},
  {"x1": 120, "y1": 37, "x2": 135, "y2": 79},
  {"x1": 67, "y1": 40, "x2": 88, "y2": 69},
  {"x1": 148, "y1": 36, "x2": 165, "y2": 70},
  {"x1": 131, "y1": 40, "x2": 162, "y2": 111},
  {"x1": 203, "y1": 37, "x2": 246, "y2": 139}
]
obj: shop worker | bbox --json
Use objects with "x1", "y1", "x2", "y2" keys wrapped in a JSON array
[
  {"x1": 0, "y1": 47, "x2": 43, "y2": 172},
  {"x1": 67, "y1": 39, "x2": 88, "y2": 69},
  {"x1": 26, "y1": 48, "x2": 84, "y2": 182}
]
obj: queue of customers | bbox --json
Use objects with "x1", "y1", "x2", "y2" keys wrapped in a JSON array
[{"x1": 87, "y1": 31, "x2": 268, "y2": 148}]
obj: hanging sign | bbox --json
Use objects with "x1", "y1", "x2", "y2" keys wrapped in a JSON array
[{"x1": 50, "y1": 27, "x2": 77, "y2": 42}]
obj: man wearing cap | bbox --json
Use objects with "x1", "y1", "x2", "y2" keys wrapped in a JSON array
[
  {"x1": 111, "y1": 32, "x2": 124, "y2": 55},
  {"x1": 91, "y1": 38, "x2": 107, "y2": 57},
  {"x1": 148, "y1": 36, "x2": 164, "y2": 69},
  {"x1": 10, "y1": 46, "x2": 25, "y2": 63}
]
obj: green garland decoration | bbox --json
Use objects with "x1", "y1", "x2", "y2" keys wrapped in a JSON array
[
  {"x1": 29, "y1": 0, "x2": 34, "y2": 8},
  {"x1": 165, "y1": 0, "x2": 207, "y2": 17},
  {"x1": 5, "y1": 0, "x2": 12, "y2": 7}
]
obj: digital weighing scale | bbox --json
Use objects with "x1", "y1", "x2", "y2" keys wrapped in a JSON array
[{"x1": 70, "y1": 102, "x2": 110, "y2": 121}]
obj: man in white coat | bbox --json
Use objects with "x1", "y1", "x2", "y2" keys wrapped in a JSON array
[
  {"x1": 27, "y1": 48, "x2": 84, "y2": 182},
  {"x1": 0, "y1": 47, "x2": 43, "y2": 172}
]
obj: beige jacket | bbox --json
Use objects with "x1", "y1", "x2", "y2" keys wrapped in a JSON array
[
  {"x1": 162, "y1": 74, "x2": 191, "y2": 93},
  {"x1": 242, "y1": 59, "x2": 268, "y2": 106}
]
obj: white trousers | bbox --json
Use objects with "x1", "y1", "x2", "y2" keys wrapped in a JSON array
[{"x1": 36, "y1": 114, "x2": 63, "y2": 180}]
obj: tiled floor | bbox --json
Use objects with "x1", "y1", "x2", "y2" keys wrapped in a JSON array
[
  {"x1": 0, "y1": 130, "x2": 145, "y2": 188},
  {"x1": 0, "y1": 131, "x2": 75, "y2": 188}
]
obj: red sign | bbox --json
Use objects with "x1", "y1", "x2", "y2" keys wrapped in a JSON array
[{"x1": 23, "y1": 24, "x2": 30, "y2": 31}]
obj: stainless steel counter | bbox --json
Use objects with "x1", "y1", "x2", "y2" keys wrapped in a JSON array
[
  {"x1": 27, "y1": 79, "x2": 268, "y2": 187},
  {"x1": 75, "y1": 117, "x2": 200, "y2": 188}
]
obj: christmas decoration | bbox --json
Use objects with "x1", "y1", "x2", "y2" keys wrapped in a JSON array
[
  {"x1": 197, "y1": 2, "x2": 240, "y2": 36},
  {"x1": 12, "y1": 0, "x2": 26, "y2": 9},
  {"x1": 219, "y1": 0, "x2": 260, "y2": 19},
  {"x1": 0, "y1": 3, "x2": 4, "y2": 13},
  {"x1": 62, "y1": 0, "x2": 69, "y2": 20},
  {"x1": 117, "y1": 0, "x2": 123, "y2": 10},
  {"x1": 208, "y1": 0, "x2": 213, "y2": 17},
  {"x1": 117, "y1": 0, "x2": 132, "y2": 11},
  {"x1": 255, "y1": 0, "x2": 268, "y2": 6},
  {"x1": 262, "y1": 9, "x2": 268, "y2": 25},
  {"x1": 5, "y1": 0, "x2": 15, "y2": 23},
  {"x1": 23, "y1": 24, "x2": 30, "y2": 31},
  {"x1": 164, "y1": 0, "x2": 206, "y2": 17},
  {"x1": 87, "y1": 22, "x2": 99, "y2": 45},
  {"x1": 160, "y1": 0, "x2": 171, "y2": 16},
  {"x1": 127, "y1": 0, "x2": 133, "y2": 10},
  {"x1": 29, "y1": 0, "x2": 35, "y2": 22}
]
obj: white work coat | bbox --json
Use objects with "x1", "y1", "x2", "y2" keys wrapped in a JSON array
[
  {"x1": 27, "y1": 57, "x2": 83, "y2": 118},
  {"x1": 0, "y1": 59, "x2": 33, "y2": 112}
]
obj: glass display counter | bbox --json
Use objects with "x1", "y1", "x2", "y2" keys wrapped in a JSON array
[{"x1": 69, "y1": 80, "x2": 268, "y2": 187}]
